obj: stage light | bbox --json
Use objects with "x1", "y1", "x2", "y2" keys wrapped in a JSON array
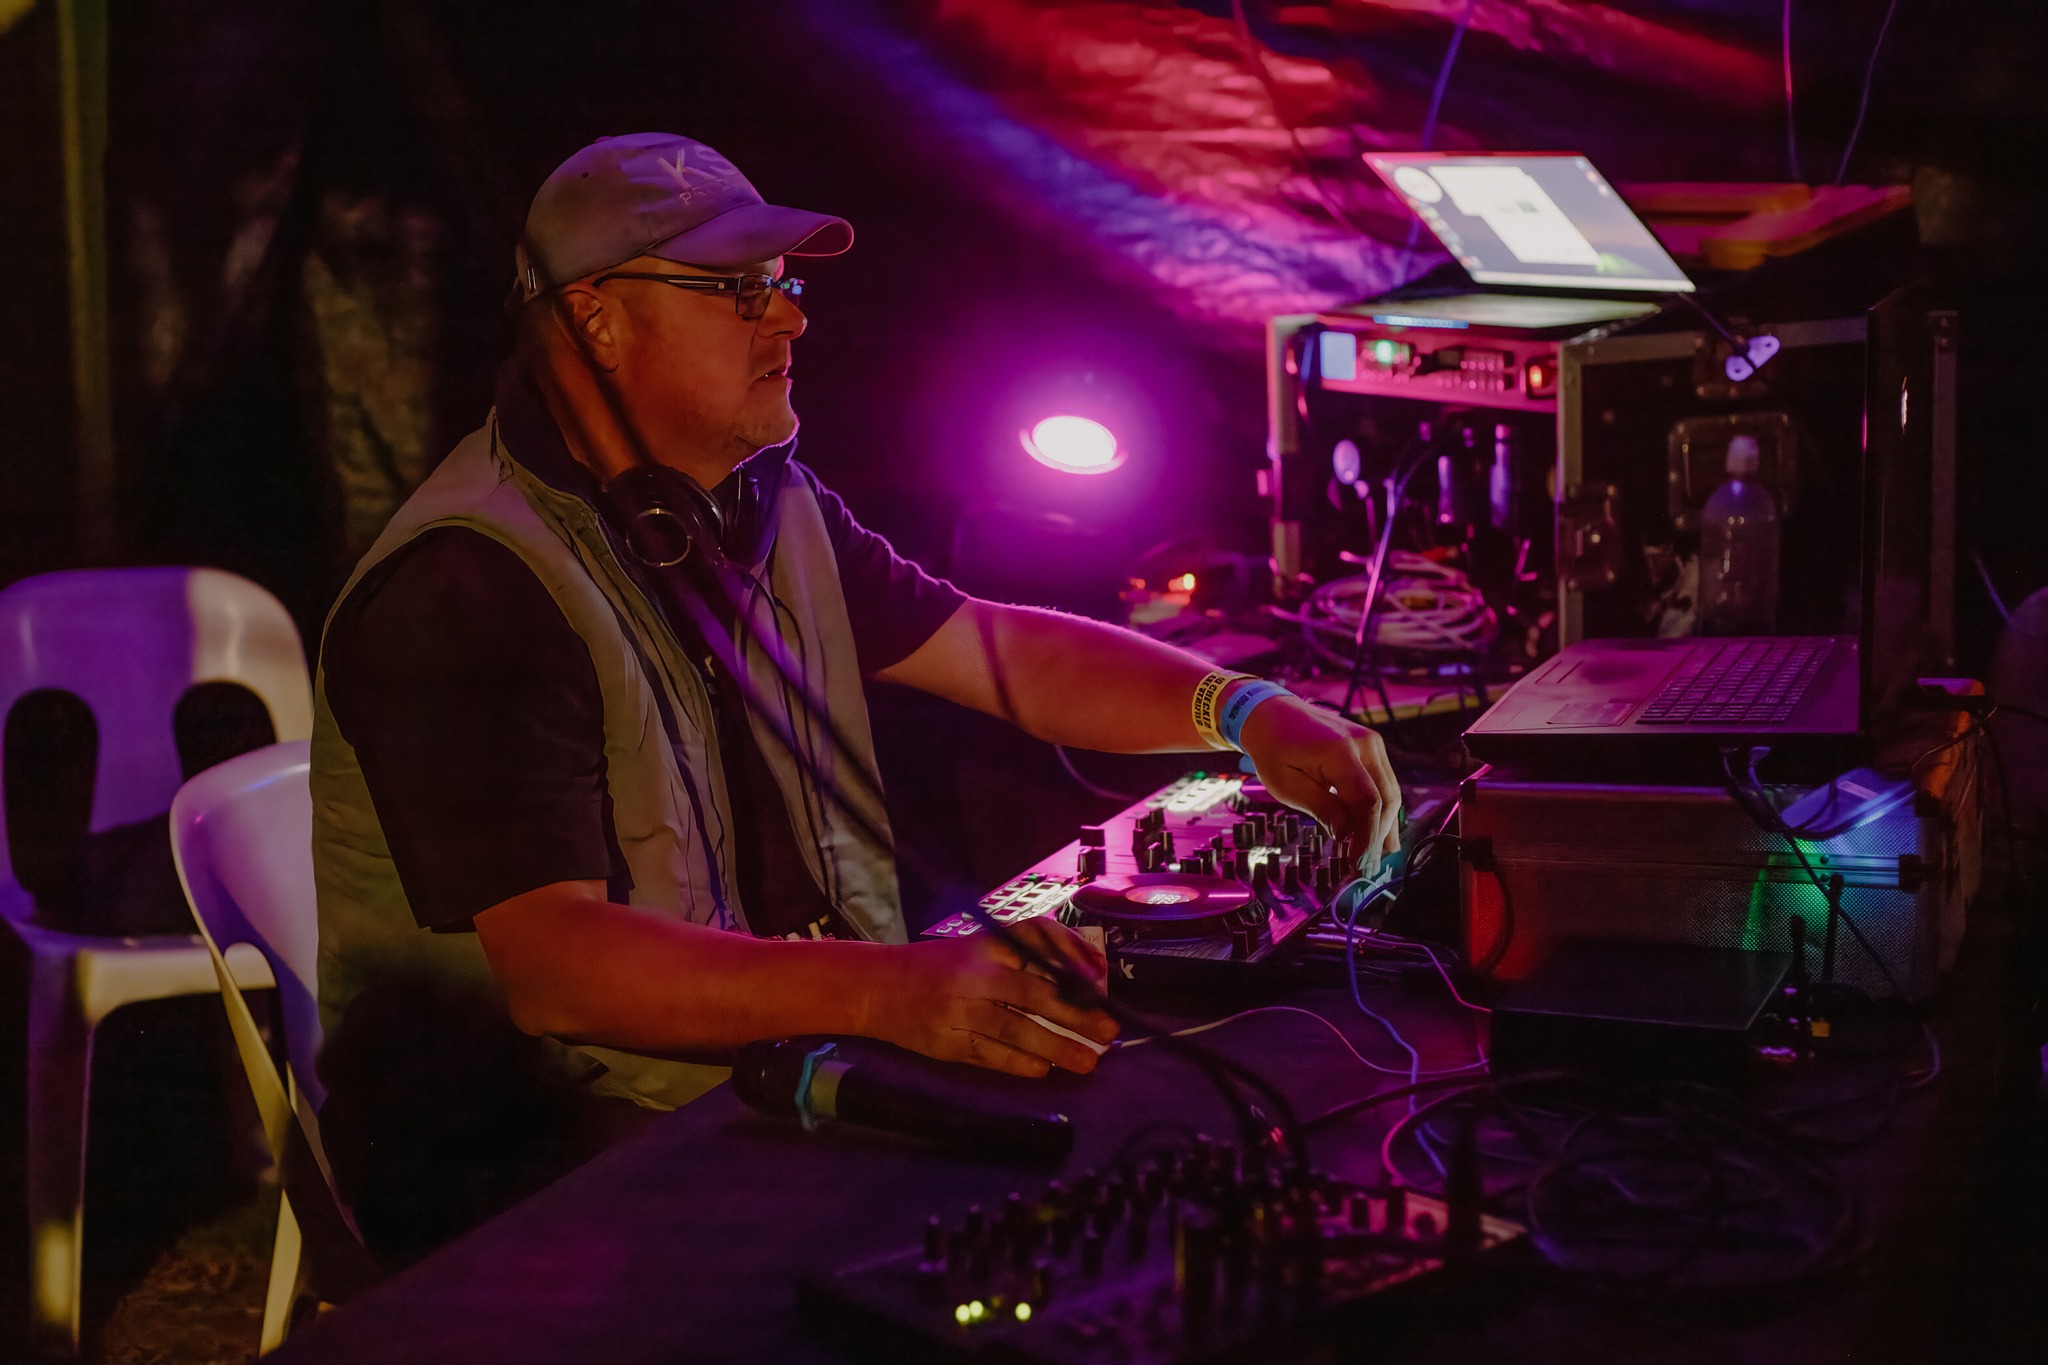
[
  {"x1": 1021, "y1": 414, "x2": 1124, "y2": 476},
  {"x1": 1171, "y1": 573, "x2": 1197, "y2": 592}
]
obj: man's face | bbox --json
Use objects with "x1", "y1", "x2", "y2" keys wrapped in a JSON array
[{"x1": 595, "y1": 254, "x2": 806, "y2": 472}]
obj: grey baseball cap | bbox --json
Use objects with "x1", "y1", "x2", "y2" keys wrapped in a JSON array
[{"x1": 516, "y1": 132, "x2": 852, "y2": 296}]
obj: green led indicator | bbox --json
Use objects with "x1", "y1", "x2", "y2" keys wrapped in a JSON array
[{"x1": 1372, "y1": 340, "x2": 1399, "y2": 365}]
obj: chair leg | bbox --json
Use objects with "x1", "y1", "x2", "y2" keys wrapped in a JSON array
[
  {"x1": 258, "y1": 1190, "x2": 304, "y2": 1354},
  {"x1": 24, "y1": 953, "x2": 92, "y2": 1356}
]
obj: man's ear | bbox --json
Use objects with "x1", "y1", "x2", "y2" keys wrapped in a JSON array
[{"x1": 553, "y1": 285, "x2": 620, "y2": 374}]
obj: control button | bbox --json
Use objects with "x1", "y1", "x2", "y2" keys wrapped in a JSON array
[{"x1": 1078, "y1": 825, "x2": 1106, "y2": 848}]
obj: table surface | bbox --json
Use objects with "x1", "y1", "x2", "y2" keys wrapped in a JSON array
[{"x1": 272, "y1": 964, "x2": 1964, "y2": 1365}]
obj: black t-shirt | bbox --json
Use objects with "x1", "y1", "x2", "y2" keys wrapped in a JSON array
[{"x1": 322, "y1": 367, "x2": 963, "y2": 937}]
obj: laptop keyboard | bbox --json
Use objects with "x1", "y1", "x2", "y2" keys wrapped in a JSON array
[{"x1": 1635, "y1": 638, "x2": 1832, "y2": 726}]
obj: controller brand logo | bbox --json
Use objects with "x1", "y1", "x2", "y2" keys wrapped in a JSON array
[
  {"x1": 658, "y1": 146, "x2": 741, "y2": 205},
  {"x1": 1118, "y1": 960, "x2": 1135, "y2": 981}
]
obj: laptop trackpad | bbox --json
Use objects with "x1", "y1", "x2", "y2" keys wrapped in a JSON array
[{"x1": 1547, "y1": 701, "x2": 1635, "y2": 726}]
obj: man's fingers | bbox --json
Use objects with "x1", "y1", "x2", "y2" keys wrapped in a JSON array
[
  {"x1": 972, "y1": 1000, "x2": 1102, "y2": 1074},
  {"x1": 956, "y1": 1028, "x2": 1052, "y2": 1079},
  {"x1": 1351, "y1": 730, "x2": 1402, "y2": 854},
  {"x1": 1004, "y1": 970, "x2": 1118, "y2": 1046}
]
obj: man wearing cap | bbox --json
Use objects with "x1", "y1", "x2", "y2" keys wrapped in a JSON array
[{"x1": 312, "y1": 133, "x2": 1400, "y2": 1260}]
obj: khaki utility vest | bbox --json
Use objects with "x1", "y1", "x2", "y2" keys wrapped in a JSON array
[{"x1": 310, "y1": 420, "x2": 906, "y2": 1110}]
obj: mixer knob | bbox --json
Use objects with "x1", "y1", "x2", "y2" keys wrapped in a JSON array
[
  {"x1": 1231, "y1": 848, "x2": 1252, "y2": 881},
  {"x1": 1280, "y1": 859, "x2": 1301, "y2": 895},
  {"x1": 1137, "y1": 844, "x2": 1163, "y2": 873},
  {"x1": 1159, "y1": 831, "x2": 1176, "y2": 859},
  {"x1": 1078, "y1": 825, "x2": 1106, "y2": 848},
  {"x1": 1229, "y1": 923, "x2": 1258, "y2": 959},
  {"x1": 1232, "y1": 821, "x2": 1255, "y2": 849},
  {"x1": 923, "y1": 1214, "x2": 945, "y2": 1265},
  {"x1": 1076, "y1": 846, "x2": 1107, "y2": 880},
  {"x1": 1249, "y1": 862, "x2": 1271, "y2": 896},
  {"x1": 1313, "y1": 863, "x2": 1335, "y2": 898},
  {"x1": 1081, "y1": 1227, "x2": 1104, "y2": 1275}
]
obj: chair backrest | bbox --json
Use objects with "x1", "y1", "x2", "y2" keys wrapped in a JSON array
[
  {"x1": 170, "y1": 740, "x2": 324, "y2": 1109},
  {"x1": 0, "y1": 567, "x2": 313, "y2": 889}
]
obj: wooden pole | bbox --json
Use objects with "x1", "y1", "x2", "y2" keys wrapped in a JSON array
[{"x1": 57, "y1": 0, "x2": 114, "y2": 562}]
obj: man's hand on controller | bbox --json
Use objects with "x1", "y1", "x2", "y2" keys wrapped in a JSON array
[
  {"x1": 866, "y1": 917, "x2": 1118, "y2": 1079},
  {"x1": 1235, "y1": 693, "x2": 1402, "y2": 873}
]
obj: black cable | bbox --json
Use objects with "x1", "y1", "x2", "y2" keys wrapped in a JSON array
[
  {"x1": 1228, "y1": 0, "x2": 1374, "y2": 239},
  {"x1": 1052, "y1": 745, "x2": 1148, "y2": 803},
  {"x1": 1718, "y1": 747, "x2": 1907, "y2": 999},
  {"x1": 1340, "y1": 450, "x2": 1434, "y2": 717}
]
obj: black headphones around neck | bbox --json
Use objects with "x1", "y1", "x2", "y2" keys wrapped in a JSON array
[{"x1": 602, "y1": 443, "x2": 794, "y2": 578}]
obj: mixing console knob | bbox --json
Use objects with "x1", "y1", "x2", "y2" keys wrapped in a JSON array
[
  {"x1": 1231, "y1": 848, "x2": 1252, "y2": 881},
  {"x1": 1249, "y1": 862, "x2": 1271, "y2": 896},
  {"x1": 1159, "y1": 831, "x2": 1176, "y2": 859},
  {"x1": 1229, "y1": 923, "x2": 1258, "y2": 959},
  {"x1": 1280, "y1": 859, "x2": 1301, "y2": 895},
  {"x1": 1076, "y1": 847, "x2": 1106, "y2": 880},
  {"x1": 1137, "y1": 843, "x2": 1164, "y2": 873},
  {"x1": 1081, "y1": 1227, "x2": 1104, "y2": 1275},
  {"x1": 924, "y1": 1214, "x2": 945, "y2": 1265},
  {"x1": 1078, "y1": 825, "x2": 1106, "y2": 848},
  {"x1": 1232, "y1": 821, "x2": 1255, "y2": 849},
  {"x1": 1314, "y1": 863, "x2": 1335, "y2": 899},
  {"x1": 964, "y1": 1204, "x2": 985, "y2": 1239}
]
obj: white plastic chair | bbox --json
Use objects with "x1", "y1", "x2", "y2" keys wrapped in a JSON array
[
  {"x1": 0, "y1": 567, "x2": 311, "y2": 1353},
  {"x1": 172, "y1": 740, "x2": 374, "y2": 1352}
]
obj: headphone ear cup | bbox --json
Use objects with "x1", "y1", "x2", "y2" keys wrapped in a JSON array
[{"x1": 605, "y1": 465, "x2": 723, "y2": 569}]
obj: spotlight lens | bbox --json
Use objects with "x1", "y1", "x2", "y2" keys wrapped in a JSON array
[{"x1": 1022, "y1": 415, "x2": 1123, "y2": 475}]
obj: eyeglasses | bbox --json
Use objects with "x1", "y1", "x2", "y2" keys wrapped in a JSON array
[{"x1": 589, "y1": 270, "x2": 805, "y2": 321}]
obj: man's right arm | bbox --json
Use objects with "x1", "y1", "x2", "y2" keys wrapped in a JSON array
[
  {"x1": 473, "y1": 881, "x2": 1114, "y2": 1076},
  {"x1": 325, "y1": 529, "x2": 1113, "y2": 1078}
]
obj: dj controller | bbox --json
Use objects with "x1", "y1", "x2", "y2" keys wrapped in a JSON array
[
  {"x1": 924, "y1": 772, "x2": 1392, "y2": 999},
  {"x1": 802, "y1": 1137, "x2": 1522, "y2": 1364}
]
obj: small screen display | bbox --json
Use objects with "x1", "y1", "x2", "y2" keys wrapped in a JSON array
[{"x1": 1365, "y1": 152, "x2": 1693, "y2": 294}]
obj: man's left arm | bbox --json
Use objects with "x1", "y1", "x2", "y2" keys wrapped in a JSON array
[{"x1": 877, "y1": 599, "x2": 1402, "y2": 866}]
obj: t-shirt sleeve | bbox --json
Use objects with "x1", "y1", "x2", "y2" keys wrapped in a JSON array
[
  {"x1": 321, "y1": 527, "x2": 621, "y2": 930},
  {"x1": 799, "y1": 467, "x2": 967, "y2": 674}
]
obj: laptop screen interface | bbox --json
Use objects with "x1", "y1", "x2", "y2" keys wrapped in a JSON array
[{"x1": 1366, "y1": 152, "x2": 1694, "y2": 294}]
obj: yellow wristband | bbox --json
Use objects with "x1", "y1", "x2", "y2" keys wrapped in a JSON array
[{"x1": 1192, "y1": 670, "x2": 1253, "y2": 750}]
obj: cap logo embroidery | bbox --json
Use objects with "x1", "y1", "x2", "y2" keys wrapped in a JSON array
[{"x1": 658, "y1": 147, "x2": 738, "y2": 205}]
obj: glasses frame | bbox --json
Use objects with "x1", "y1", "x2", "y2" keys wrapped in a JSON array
[{"x1": 589, "y1": 270, "x2": 805, "y2": 321}]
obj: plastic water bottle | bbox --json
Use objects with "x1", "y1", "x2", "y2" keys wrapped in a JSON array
[{"x1": 1698, "y1": 435, "x2": 1780, "y2": 635}]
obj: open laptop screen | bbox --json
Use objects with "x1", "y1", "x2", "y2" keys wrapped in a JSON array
[{"x1": 1366, "y1": 152, "x2": 1694, "y2": 294}]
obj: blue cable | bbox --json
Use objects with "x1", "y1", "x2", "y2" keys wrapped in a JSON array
[
  {"x1": 1339, "y1": 880, "x2": 1423, "y2": 1106},
  {"x1": 1834, "y1": 0, "x2": 1903, "y2": 185}
]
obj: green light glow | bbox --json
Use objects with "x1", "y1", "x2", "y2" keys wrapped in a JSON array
[
  {"x1": 1015, "y1": 1303, "x2": 1033, "y2": 1322},
  {"x1": 1742, "y1": 842, "x2": 1832, "y2": 951}
]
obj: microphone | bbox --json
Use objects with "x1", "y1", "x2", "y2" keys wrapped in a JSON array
[{"x1": 731, "y1": 1039, "x2": 1075, "y2": 1163}]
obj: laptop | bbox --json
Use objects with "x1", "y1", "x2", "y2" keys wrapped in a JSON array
[
  {"x1": 1353, "y1": 151, "x2": 1690, "y2": 336},
  {"x1": 1462, "y1": 287, "x2": 1948, "y2": 775}
]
